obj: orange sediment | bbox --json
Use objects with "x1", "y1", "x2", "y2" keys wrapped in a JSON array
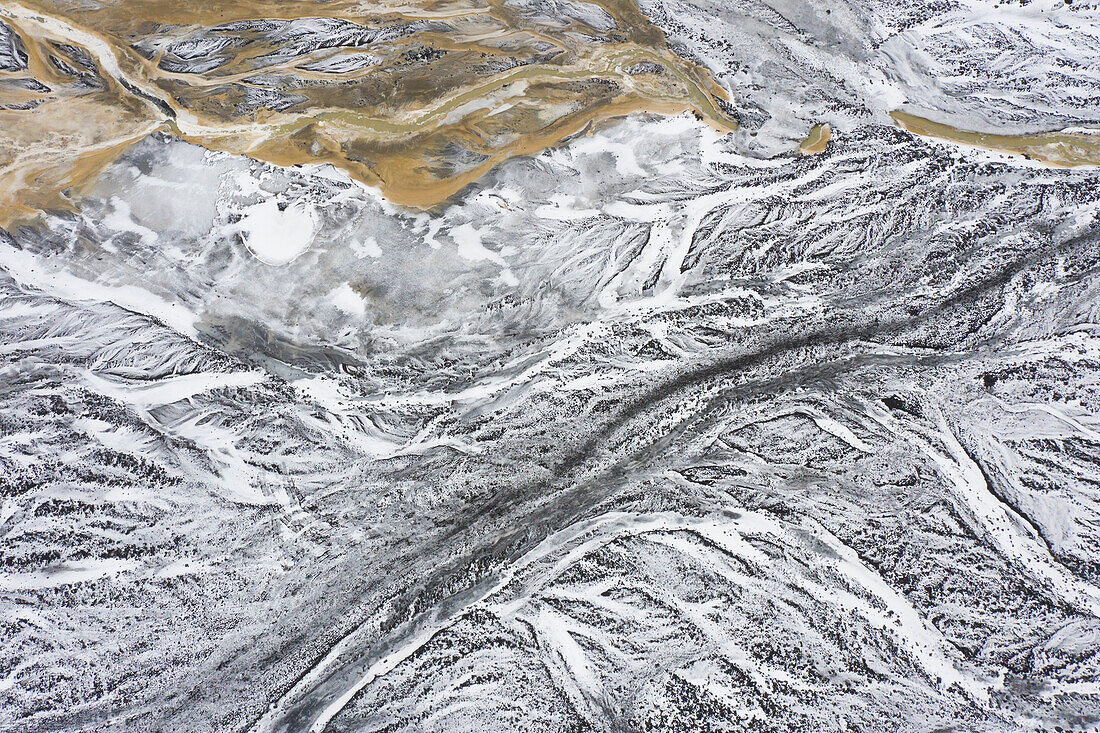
[
  {"x1": 0, "y1": 0, "x2": 738, "y2": 226},
  {"x1": 890, "y1": 110, "x2": 1100, "y2": 168},
  {"x1": 798, "y1": 123, "x2": 831, "y2": 155}
]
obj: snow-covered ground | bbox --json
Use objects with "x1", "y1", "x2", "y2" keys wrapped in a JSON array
[{"x1": 2, "y1": 0, "x2": 1100, "y2": 731}]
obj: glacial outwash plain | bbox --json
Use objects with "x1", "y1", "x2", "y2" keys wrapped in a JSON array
[{"x1": 3, "y1": 0, "x2": 1100, "y2": 730}]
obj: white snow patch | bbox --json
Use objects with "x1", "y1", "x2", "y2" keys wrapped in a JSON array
[
  {"x1": 450, "y1": 223, "x2": 503, "y2": 265},
  {"x1": 350, "y1": 237, "x2": 383, "y2": 258},
  {"x1": 0, "y1": 240, "x2": 200, "y2": 338},
  {"x1": 450, "y1": 222, "x2": 519, "y2": 285},
  {"x1": 81, "y1": 369, "x2": 266, "y2": 408},
  {"x1": 234, "y1": 198, "x2": 318, "y2": 266},
  {"x1": 329, "y1": 283, "x2": 367, "y2": 317},
  {"x1": 0, "y1": 559, "x2": 139, "y2": 590},
  {"x1": 103, "y1": 197, "x2": 158, "y2": 246}
]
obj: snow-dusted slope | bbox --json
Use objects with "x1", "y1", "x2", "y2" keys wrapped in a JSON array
[
  {"x1": 646, "y1": 0, "x2": 1100, "y2": 150},
  {"x1": 2, "y1": 0, "x2": 1100, "y2": 732}
]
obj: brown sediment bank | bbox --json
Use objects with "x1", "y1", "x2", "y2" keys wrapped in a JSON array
[
  {"x1": 798, "y1": 123, "x2": 830, "y2": 155},
  {"x1": 891, "y1": 110, "x2": 1100, "y2": 168},
  {"x1": 0, "y1": 0, "x2": 737, "y2": 226}
]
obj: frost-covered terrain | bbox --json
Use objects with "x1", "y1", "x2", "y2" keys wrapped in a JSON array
[{"x1": 3, "y1": 0, "x2": 1100, "y2": 731}]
